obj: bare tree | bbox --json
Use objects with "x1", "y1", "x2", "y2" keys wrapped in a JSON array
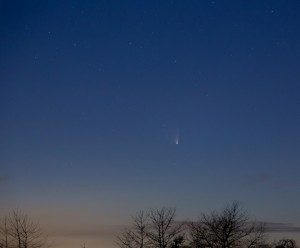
[
  {"x1": 0, "y1": 217, "x2": 10, "y2": 248},
  {"x1": 1, "y1": 211, "x2": 47, "y2": 248},
  {"x1": 117, "y1": 211, "x2": 150, "y2": 248},
  {"x1": 117, "y1": 208, "x2": 185, "y2": 248},
  {"x1": 147, "y1": 208, "x2": 184, "y2": 248},
  {"x1": 189, "y1": 202, "x2": 266, "y2": 248}
]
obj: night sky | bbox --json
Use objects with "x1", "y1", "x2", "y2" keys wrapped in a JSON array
[{"x1": 1, "y1": 1, "x2": 300, "y2": 247}]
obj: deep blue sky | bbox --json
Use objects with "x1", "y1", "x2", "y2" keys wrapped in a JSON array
[{"x1": 1, "y1": 0, "x2": 300, "y2": 247}]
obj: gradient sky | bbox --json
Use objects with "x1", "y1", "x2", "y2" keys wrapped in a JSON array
[{"x1": 1, "y1": 1, "x2": 300, "y2": 247}]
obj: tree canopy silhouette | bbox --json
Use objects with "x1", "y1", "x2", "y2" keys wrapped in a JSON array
[
  {"x1": 116, "y1": 208, "x2": 185, "y2": 248},
  {"x1": 0, "y1": 211, "x2": 47, "y2": 248},
  {"x1": 189, "y1": 202, "x2": 266, "y2": 248}
]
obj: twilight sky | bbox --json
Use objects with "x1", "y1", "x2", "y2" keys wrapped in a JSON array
[{"x1": 1, "y1": 1, "x2": 300, "y2": 247}]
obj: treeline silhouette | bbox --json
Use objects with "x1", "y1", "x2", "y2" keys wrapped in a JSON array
[
  {"x1": 0, "y1": 202, "x2": 298, "y2": 248},
  {"x1": 116, "y1": 202, "x2": 298, "y2": 248}
]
